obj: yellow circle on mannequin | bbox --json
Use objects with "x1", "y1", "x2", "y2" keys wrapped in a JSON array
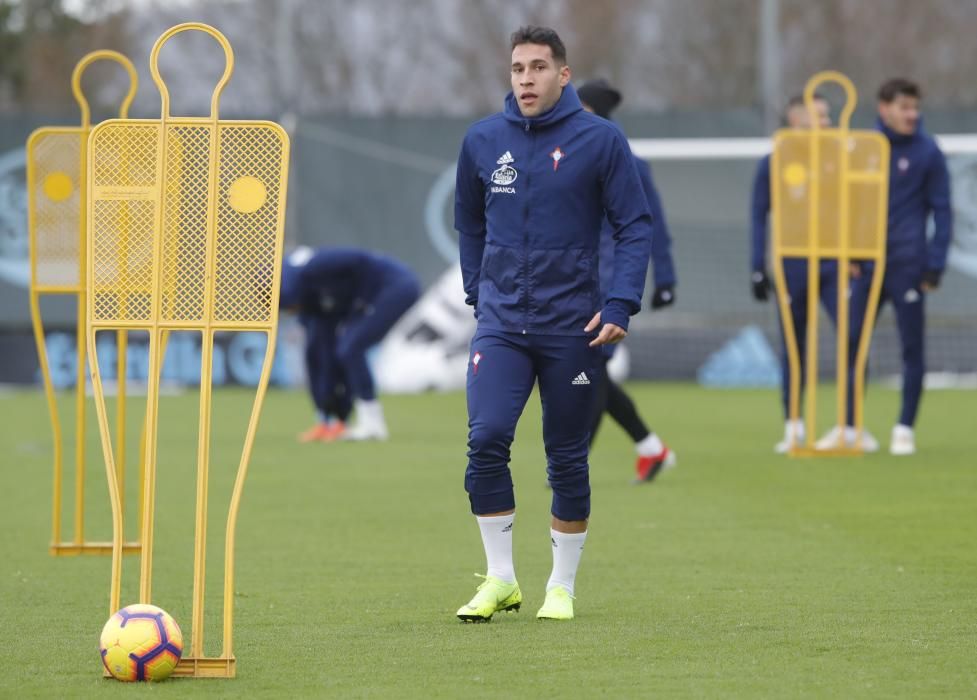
[
  {"x1": 43, "y1": 172, "x2": 73, "y2": 202},
  {"x1": 228, "y1": 176, "x2": 267, "y2": 214},
  {"x1": 783, "y1": 163, "x2": 807, "y2": 188}
]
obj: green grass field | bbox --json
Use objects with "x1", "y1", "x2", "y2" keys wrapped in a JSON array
[{"x1": 1, "y1": 383, "x2": 975, "y2": 698}]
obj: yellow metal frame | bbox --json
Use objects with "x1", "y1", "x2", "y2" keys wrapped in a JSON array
[
  {"x1": 770, "y1": 71, "x2": 889, "y2": 456},
  {"x1": 86, "y1": 23, "x2": 289, "y2": 678},
  {"x1": 28, "y1": 50, "x2": 142, "y2": 555}
]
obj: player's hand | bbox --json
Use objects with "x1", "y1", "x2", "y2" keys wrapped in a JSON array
[
  {"x1": 849, "y1": 262, "x2": 863, "y2": 279},
  {"x1": 650, "y1": 285, "x2": 675, "y2": 310},
  {"x1": 921, "y1": 269, "x2": 942, "y2": 292},
  {"x1": 751, "y1": 270, "x2": 770, "y2": 301},
  {"x1": 585, "y1": 312, "x2": 627, "y2": 347}
]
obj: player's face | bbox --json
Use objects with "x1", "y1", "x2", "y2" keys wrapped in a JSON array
[
  {"x1": 787, "y1": 100, "x2": 830, "y2": 129},
  {"x1": 511, "y1": 43, "x2": 570, "y2": 118},
  {"x1": 879, "y1": 94, "x2": 920, "y2": 136}
]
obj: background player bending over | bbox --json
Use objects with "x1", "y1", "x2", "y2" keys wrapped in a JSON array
[{"x1": 280, "y1": 246, "x2": 421, "y2": 442}]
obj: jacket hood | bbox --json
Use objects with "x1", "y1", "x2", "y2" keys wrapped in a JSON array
[
  {"x1": 279, "y1": 246, "x2": 314, "y2": 308},
  {"x1": 503, "y1": 82, "x2": 583, "y2": 128}
]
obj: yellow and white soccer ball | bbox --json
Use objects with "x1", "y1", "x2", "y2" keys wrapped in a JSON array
[{"x1": 99, "y1": 604, "x2": 184, "y2": 681}]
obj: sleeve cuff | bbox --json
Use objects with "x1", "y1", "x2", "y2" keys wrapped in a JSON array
[
  {"x1": 601, "y1": 300, "x2": 631, "y2": 332},
  {"x1": 654, "y1": 267, "x2": 677, "y2": 288}
]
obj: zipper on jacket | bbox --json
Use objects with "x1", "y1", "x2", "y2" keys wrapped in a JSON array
[{"x1": 521, "y1": 123, "x2": 535, "y2": 333}]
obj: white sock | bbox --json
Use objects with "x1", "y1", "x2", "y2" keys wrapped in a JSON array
[
  {"x1": 354, "y1": 399, "x2": 386, "y2": 429},
  {"x1": 546, "y1": 529, "x2": 587, "y2": 596},
  {"x1": 476, "y1": 514, "x2": 515, "y2": 584},
  {"x1": 635, "y1": 433, "x2": 664, "y2": 457}
]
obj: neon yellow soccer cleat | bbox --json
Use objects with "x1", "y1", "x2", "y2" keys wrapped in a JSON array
[
  {"x1": 456, "y1": 574, "x2": 522, "y2": 623},
  {"x1": 536, "y1": 586, "x2": 574, "y2": 620}
]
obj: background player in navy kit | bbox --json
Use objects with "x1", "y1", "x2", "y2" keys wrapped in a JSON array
[
  {"x1": 280, "y1": 246, "x2": 421, "y2": 442},
  {"x1": 840, "y1": 79, "x2": 952, "y2": 456},
  {"x1": 454, "y1": 26, "x2": 652, "y2": 622},
  {"x1": 751, "y1": 94, "x2": 877, "y2": 453},
  {"x1": 576, "y1": 78, "x2": 677, "y2": 483}
]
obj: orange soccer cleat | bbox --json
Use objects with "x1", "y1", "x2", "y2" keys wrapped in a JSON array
[{"x1": 298, "y1": 421, "x2": 346, "y2": 443}]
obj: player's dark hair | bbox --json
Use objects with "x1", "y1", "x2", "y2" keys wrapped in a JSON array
[
  {"x1": 781, "y1": 92, "x2": 827, "y2": 126},
  {"x1": 878, "y1": 78, "x2": 920, "y2": 103},
  {"x1": 510, "y1": 25, "x2": 567, "y2": 64},
  {"x1": 785, "y1": 92, "x2": 827, "y2": 112}
]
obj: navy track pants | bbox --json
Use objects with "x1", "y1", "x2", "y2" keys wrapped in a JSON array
[
  {"x1": 777, "y1": 259, "x2": 858, "y2": 423},
  {"x1": 465, "y1": 328, "x2": 601, "y2": 521},
  {"x1": 850, "y1": 262, "x2": 927, "y2": 427}
]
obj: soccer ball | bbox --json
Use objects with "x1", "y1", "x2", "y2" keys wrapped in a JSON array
[{"x1": 99, "y1": 604, "x2": 184, "y2": 681}]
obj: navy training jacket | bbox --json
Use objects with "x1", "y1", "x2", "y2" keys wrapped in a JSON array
[
  {"x1": 750, "y1": 155, "x2": 772, "y2": 273},
  {"x1": 454, "y1": 83, "x2": 653, "y2": 334},
  {"x1": 599, "y1": 155, "x2": 675, "y2": 302},
  {"x1": 279, "y1": 247, "x2": 417, "y2": 318},
  {"x1": 877, "y1": 118, "x2": 953, "y2": 272}
]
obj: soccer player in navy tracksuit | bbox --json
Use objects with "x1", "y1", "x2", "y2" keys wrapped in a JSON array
[
  {"x1": 453, "y1": 27, "x2": 652, "y2": 622},
  {"x1": 279, "y1": 246, "x2": 421, "y2": 442},
  {"x1": 750, "y1": 94, "x2": 874, "y2": 453},
  {"x1": 846, "y1": 78, "x2": 952, "y2": 456},
  {"x1": 576, "y1": 78, "x2": 678, "y2": 484}
]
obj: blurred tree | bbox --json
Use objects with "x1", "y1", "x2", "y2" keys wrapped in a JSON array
[
  {"x1": 779, "y1": 0, "x2": 977, "y2": 114},
  {"x1": 5, "y1": 0, "x2": 977, "y2": 117},
  {"x1": 0, "y1": 0, "x2": 131, "y2": 114},
  {"x1": 0, "y1": 0, "x2": 28, "y2": 108}
]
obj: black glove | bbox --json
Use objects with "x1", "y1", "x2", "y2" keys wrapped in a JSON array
[
  {"x1": 650, "y1": 285, "x2": 675, "y2": 310},
  {"x1": 751, "y1": 270, "x2": 771, "y2": 301},
  {"x1": 922, "y1": 269, "x2": 942, "y2": 290}
]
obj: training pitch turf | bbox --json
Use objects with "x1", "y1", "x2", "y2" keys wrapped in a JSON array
[{"x1": 1, "y1": 383, "x2": 974, "y2": 698}]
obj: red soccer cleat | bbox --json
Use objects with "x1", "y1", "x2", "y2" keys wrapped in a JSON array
[{"x1": 633, "y1": 447, "x2": 677, "y2": 484}]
